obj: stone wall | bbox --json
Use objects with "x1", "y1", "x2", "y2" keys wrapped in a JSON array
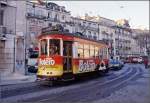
[{"x1": 0, "y1": 34, "x2": 15, "y2": 77}]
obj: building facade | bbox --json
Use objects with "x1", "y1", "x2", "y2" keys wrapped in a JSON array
[
  {"x1": 132, "y1": 29, "x2": 150, "y2": 56},
  {"x1": 0, "y1": 0, "x2": 16, "y2": 77}
]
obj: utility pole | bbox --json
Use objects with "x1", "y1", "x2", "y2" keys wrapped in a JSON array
[
  {"x1": 145, "y1": 33, "x2": 148, "y2": 56},
  {"x1": 113, "y1": 29, "x2": 116, "y2": 57}
]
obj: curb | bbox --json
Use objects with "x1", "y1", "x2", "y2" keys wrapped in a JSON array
[{"x1": 0, "y1": 75, "x2": 37, "y2": 86}]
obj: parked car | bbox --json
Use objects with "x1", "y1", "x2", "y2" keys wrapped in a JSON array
[
  {"x1": 128, "y1": 56, "x2": 143, "y2": 64},
  {"x1": 109, "y1": 56, "x2": 124, "y2": 70},
  {"x1": 123, "y1": 57, "x2": 130, "y2": 63}
]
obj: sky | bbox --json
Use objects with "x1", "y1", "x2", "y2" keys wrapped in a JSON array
[{"x1": 49, "y1": 1, "x2": 149, "y2": 30}]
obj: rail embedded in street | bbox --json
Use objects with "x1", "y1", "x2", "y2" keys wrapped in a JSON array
[{"x1": 1, "y1": 64, "x2": 147, "y2": 102}]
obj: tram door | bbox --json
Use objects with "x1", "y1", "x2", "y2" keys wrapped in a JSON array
[{"x1": 63, "y1": 41, "x2": 73, "y2": 73}]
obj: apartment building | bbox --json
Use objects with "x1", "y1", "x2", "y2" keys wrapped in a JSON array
[
  {"x1": 112, "y1": 19, "x2": 132, "y2": 57},
  {"x1": 46, "y1": 2, "x2": 74, "y2": 33},
  {"x1": 0, "y1": 0, "x2": 16, "y2": 76},
  {"x1": 1, "y1": 1, "x2": 48, "y2": 75},
  {"x1": 72, "y1": 17, "x2": 99, "y2": 40},
  {"x1": 132, "y1": 29, "x2": 150, "y2": 56}
]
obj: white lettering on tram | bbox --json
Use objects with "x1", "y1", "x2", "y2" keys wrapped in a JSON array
[
  {"x1": 39, "y1": 58, "x2": 55, "y2": 65},
  {"x1": 79, "y1": 60, "x2": 96, "y2": 72}
]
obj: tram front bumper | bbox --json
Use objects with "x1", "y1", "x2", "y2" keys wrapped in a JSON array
[{"x1": 37, "y1": 75, "x2": 61, "y2": 81}]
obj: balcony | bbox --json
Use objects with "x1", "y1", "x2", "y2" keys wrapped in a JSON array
[
  {"x1": 93, "y1": 36, "x2": 98, "y2": 40},
  {"x1": 26, "y1": 12, "x2": 47, "y2": 20},
  {"x1": 0, "y1": 0, "x2": 7, "y2": 5},
  {"x1": 88, "y1": 35, "x2": 92, "y2": 39},
  {"x1": 65, "y1": 21, "x2": 75, "y2": 26},
  {"x1": 47, "y1": 18, "x2": 55, "y2": 22},
  {"x1": 78, "y1": 24, "x2": 98, "y2": 31},
  {"x1": 102, "y1": 31, "x2": 109, "y2": 35}
]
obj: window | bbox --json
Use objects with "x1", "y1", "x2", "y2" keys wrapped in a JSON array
[
  {"x1": 99, "y1": 48, "x2": 103, "y2": 59},
  {"x1": 78, "y1": 43, "x2": 84, "y2": 58},
  {"x1": 0, "y1": 41, "x2": 5, "y2": 48},
  {"x1": 88, "y1": 31, "x2": 91, "y2": 35},
  {"x1": 84, "y1": 44, "x2": 90, "y2": 58},
  {"x1": 78, "y1": 43, "x2": 83, "y2": 49},
  {"x1": 54, "y1": 14, "x2": 58, "y2": 21},
  {"x1": 84, "y1": 44, "x2": 89, "y2": 49},
  {"x1": 40, "y1": 39, "x2": 47, "y2": 55},
  {"x1": 84, "y1": 49, "x2": 89, "y2": 58},
  {"x1": 49, "y1": 39, "x2": 60, "y2": 55},
  {"x1": 47, "y1": 12, "x2": 50, "y2": 18},
  {"x1": 62, "y1": 15, "x2": 65, "y2": 20},
  {"x1": 0, "y1": 10, "x2": 4, "y2": 25},
  {"x1": 95, "y1": 46, "x2": 99, "y2": 58},
  {"x1": 78, "y1": 48, "x2": 84, "y2": 58},
  {"x1": 48, "y1": 12, "x2": 52, "y2": 18},
  {"x1": 90, "y1": 45, "x2": 95, "y2": 57},
  {"x1": 48, "y1": 23, "x2": 52, "y2": 27}
]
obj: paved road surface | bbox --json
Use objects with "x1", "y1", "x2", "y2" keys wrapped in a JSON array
[{"x1": 1, "y1": 64, "x2": 150, "y2": 103}]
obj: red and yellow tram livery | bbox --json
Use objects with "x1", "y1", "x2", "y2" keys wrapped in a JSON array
[{"x1": 37, "y1": 28, "x2": 110, "y2": 81}]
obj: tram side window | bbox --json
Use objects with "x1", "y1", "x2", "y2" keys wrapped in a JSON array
[
  {"x1": 40, "y1": 39, "x2": 47, "y2": 55},
  {"x1": 78, "y1": 43, "x2": 84, "y2": 58},
  {"x1": 95, "y1": 46, "x2": 99, "y2": 58},
  {"x1": 49, "y1": 39, "x2": 60, "y2": 55},
  {"x1": 84, "y1": 44, "x2": 90, "y2": 58},
  {"x1": 99, "y1": 48, "x2": 103, "y2": 59},
  {"x1": 90, "y1": 45, "x2": 95, "y2": 58}
]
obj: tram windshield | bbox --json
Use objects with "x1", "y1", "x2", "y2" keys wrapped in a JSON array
[
  {"x1": 40, "y1": 39, "x2": 60, "y2": 56},
  {"x1": 40, "y1": 39, "x2": 47, "y2": 55},
  {"x1": 49, "y1": 39, "x2": 60, "y2": 55}
]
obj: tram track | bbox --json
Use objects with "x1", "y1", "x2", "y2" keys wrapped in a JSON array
[
  {"x1": 1, "y1": 67, "x2": 130, "y2": 98},
  {"x1": 31, "y1": 66, "x2": 141, "y2": 102},
  {"x1": 1, "y1": 66, "x2": 142, "y2": 102}
]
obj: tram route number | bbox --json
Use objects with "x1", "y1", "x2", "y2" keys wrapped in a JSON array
[{"x1": 79, "y1": 60, "x2": 96, "y2": 72}]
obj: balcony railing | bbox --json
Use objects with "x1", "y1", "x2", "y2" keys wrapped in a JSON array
[{"x1": 26, "y1": 12, "x2": 47, "y2": 20}]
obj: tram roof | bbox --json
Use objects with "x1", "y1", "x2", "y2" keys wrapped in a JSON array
[{"x1": 39, "y1": 30, "x2": 107, "y2": 45}]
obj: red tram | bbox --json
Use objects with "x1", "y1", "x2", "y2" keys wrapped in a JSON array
[{"x1": 37, "y1": 27, "x2": 110, "y2": 81}]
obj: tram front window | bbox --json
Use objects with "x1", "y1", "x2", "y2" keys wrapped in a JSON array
[
  {"x1": 40, "y1": 39, "x2": 47, "y2": 55},
  {"x1": 49, "y1": 39, "x2": 60, "y2": 55}
]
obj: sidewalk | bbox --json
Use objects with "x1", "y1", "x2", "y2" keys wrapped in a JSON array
[{"x1": 0, "y1": 72, "x2": 37, "y2": 86}]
